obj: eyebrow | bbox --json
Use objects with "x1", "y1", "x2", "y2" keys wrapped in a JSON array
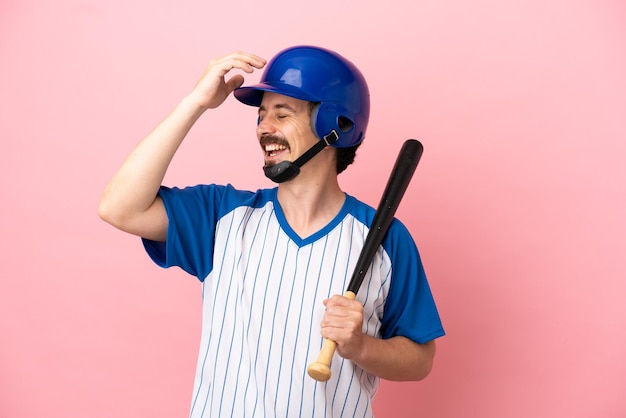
[{"x1": 258, "y1": 103, "x2": 298, "y2": 114}]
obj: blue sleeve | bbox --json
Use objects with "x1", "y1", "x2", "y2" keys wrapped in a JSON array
[
  {"x1": 380, "y1": 220, "x2": 445, "y2": 344},
  {"x1": 142, "y1": 184, "x2": 227, "y2": 281}
]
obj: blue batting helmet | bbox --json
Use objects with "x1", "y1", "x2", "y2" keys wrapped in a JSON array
[{"x1": 234, "y1": 45, "x2": 370, "y2": 148}]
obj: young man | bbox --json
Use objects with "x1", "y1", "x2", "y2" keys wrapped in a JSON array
[{"x1": 99, "y1": 46, "x2": 444, "y2": 417}]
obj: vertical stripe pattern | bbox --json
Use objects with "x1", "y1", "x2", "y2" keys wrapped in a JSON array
[{"x1": 189, "y1": 200, "x2": 389, "y2": 418}]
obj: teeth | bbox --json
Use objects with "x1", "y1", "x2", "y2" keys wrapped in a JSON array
[{"x1": 265, "y1": 144, "x2": 287, "y2": 152}]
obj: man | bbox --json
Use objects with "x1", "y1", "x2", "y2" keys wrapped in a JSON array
[{"x1": 99, "y1": 46, "x2": 444, "y2": 417}]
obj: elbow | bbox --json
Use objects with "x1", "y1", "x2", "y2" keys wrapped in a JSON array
[
  {"x1": 97, "y1": 194, "x2": 166, "y2": 241},
  {"x1": 412, "y1": 340, "x2": 437, "y2": 381},
  {"x1": 98, "y1": 196, "x2": 111, "y2": 223},
  {"x1": 97, "y1": 194, "x2": 124, "y2": 228},
  {"x1": 414, "y1": 355, "x2": 434, "y2": 381}
]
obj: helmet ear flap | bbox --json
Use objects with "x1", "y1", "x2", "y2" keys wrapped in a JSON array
[
  {"x1": 310, "y1": 103, "x2": 321, "y2": 136},
  {"x1": 311, "y1": 103, "x2": 355, "y2": 147}
]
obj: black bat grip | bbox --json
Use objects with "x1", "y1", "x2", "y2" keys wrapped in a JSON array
[{"x1": 346, "y1": 139, "x2": 423, "y2": 294}]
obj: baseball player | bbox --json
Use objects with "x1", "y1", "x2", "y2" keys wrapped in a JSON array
[{"x1": 99, "y1": 46, "x2": 445, "y2": 417}]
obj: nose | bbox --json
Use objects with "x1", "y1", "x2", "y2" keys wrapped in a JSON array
[{"x1": 256, "y1": 116, "x2": 277, "y2": 137}]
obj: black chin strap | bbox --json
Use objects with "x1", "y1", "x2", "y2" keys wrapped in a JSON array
[{"x1": 263, "y1": 130, "x2": 339, "y2": 183}]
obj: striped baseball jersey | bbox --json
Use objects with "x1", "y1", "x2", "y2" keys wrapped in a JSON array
[{"x1": 143, "y1": 184, "x2": 444, "y2": 418}]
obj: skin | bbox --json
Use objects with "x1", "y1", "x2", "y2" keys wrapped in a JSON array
[{"x1": 98, "y1": 51, "x2": 435, "y2": 382}]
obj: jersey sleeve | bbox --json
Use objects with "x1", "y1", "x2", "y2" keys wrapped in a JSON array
[
  {"x1": 380, "y1": 220, "x2": 445, "y2": 344},
  {"x1": 142, "y1": 184, "x2": 226, "y2": 281}
]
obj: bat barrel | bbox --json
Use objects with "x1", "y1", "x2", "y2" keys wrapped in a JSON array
[{"x1": 346, "y1": 139, "x2": 423, "y2": 294}]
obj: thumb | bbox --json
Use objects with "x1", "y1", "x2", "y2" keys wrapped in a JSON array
[{"x1": 225, "y1": 74, "x2": 245, "y2": 93}]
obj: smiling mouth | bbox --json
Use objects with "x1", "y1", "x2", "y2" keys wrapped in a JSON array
[
  {"x1": 264, "y1": 143, "x2": 288, "y2": 157},
  {"x1": 261, "y1": 135, "x2": 290, "y2": 159}
]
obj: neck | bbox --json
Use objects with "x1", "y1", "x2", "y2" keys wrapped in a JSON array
[{"x1": 276, "y1": 162, "x2": 345, "y2": 239}]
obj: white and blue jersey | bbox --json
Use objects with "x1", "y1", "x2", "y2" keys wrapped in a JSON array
[{"x1": 143, "y1": 184, "x2": 444, "y2": 418}]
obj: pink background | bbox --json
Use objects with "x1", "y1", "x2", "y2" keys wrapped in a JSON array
[{"x1": 2, "y1": 0, "x2": 625, "y2": 417}]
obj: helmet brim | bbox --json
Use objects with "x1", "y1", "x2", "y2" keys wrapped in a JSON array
[{"x1": 234, "y1": 82, "x2": 322, "y2": 107}]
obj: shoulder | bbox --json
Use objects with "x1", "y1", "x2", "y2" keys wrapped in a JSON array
[
  {"x1": 344, "y1": 194, "x2": 376, "y2": 227},
  {"x1": 160, "y1": 184, "x2": 275, "y2": 208},
  {"x1": 345, "y1": 194, "x2": 414, "y2": 242}
]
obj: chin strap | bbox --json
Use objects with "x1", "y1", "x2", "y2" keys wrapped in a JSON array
[{"x1": 263, "y1": 130, "x2": 339, "y2": 183}]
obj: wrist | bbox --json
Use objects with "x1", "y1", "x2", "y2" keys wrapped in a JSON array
[
  {"x1": 349, "y1": 333, "x2": 376, "y2": 367},
  {"x1": 181, "y1": 91, "x2": 212, "y2": 114}
]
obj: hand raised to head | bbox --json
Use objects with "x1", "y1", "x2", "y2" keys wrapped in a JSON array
[{"x1": 188, "y1": 51, "x2": 266, "y2": 110}]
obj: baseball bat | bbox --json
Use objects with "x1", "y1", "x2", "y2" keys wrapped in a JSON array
[{"x1": 307, "y1": 139, "x2": 424, "y2": 382}]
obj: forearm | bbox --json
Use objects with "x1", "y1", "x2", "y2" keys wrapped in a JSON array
[
  {"x1": 99, "y1": 51, "x2": 266, "y2": 240},
  {"x1": 98, "y1": 95, "x2": 207, "y2": 228},
  {"x1": 352, "y1": 336, "x2": 436, "y2": 381}
]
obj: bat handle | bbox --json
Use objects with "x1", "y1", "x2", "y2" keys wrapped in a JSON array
[{"x1": 307, "y1": 291, "x2": 357, "y2": 382}]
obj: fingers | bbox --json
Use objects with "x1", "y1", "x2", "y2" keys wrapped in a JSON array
[
  {"x1": 189, "y1": 51, "x2": 266, "y2": 109},
  {"x1": 320, "y1": 295, "x2": 364, "y2": 359},
  {"x1": 322, "y1": 296, "x2": 363, "y2": 332},
  {"x1": 323, "y1": 294, "x2": 361, "y2": 313},
  {"x1": 224, "y1": 74, "x2": 245, "y2": 93},
  {"x1": 210, "y1": 51, "x2": 267, "y2": 75}
]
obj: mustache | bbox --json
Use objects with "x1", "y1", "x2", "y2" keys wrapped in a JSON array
[{"x1": 260, "y1": 134, "x2": 290, "y2": 149}]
